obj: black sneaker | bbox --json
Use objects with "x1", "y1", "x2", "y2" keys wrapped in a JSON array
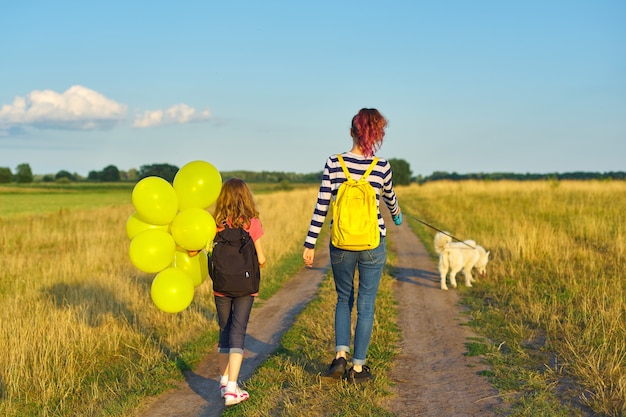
[
  {"x1": 326, "y1": 357, "x2": 347, "y2": 378},
  {"x1": 342, "y1": 365, "x2": 373, "y2": 383}
]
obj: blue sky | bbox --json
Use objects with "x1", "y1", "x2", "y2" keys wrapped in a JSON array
[{"x1": 1, "y1": 1, "x2": 624, "y2": 177}]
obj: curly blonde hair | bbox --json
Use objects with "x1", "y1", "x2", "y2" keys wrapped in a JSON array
[{"x1": 213, "y1": 177, "x2": 259, "y2": 228}]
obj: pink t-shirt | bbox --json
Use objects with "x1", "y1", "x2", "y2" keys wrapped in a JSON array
[{"x1": 216, "y1": 217, "x2": 264, "y2": 241}]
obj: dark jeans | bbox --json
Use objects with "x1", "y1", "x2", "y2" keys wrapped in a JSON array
[{"x1": 214, "y1": 295, "x2": 254, "y2": 354}]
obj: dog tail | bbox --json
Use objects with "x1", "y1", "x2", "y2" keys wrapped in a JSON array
[{"x1": 434, "y1": 232, "x2": 452, "y2": 254}]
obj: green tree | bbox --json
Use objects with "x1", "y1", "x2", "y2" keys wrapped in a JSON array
[
  {"x1": 87, "y1": 165, "x2": 121, "y2": 182},
  {"x1": 0, "y1": 167, "x2": 12, "y2": 183},
  {"x1": 55, "y1": 170, "x2": 74, "y2": 181},
  {"x1": 101, "y1": 165, "x2": 121, "y2": 182},
  {"x1": 120, "y1": 168, "x2": 140, "y2": 181},
  {"x1": 388, "y1": 158, "x2": 412, "y2": 185},
  {"x1": 15, "y1": 163, "x2": 34, "y2": 183},
  {"x1": 139, "y1": 163, "x2": 179, "y2": 183},
  {"x1": 126, "y1": 168, "x2": 139, "y2": 181}
]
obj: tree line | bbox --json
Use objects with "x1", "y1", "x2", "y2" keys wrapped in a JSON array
[
  {"x1": 0, "y1": 160, "x2": 413, "y2": 186},
  {"x1": 1, "y1": 162, "x2": 623, "y2": 186},
  {"x1": 418, "y1": 171, "x2": 626, "y2": 183}
]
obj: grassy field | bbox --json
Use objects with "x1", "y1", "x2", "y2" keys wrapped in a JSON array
[
  {"x1": 397, "y1": 180, "x2": 626, "y2": 416},
  {"x1": 0, "y1": 183, "x2": 134, "y2": 217},
  {"x1": 1, "y1": 180, "x2": 624, "y2": 416},
  {"x1": 0, "y1": 182, "x2": 318, "y2": 417},
  {"x1": 225, "y1": 180, "x2": 625, "y2": 417}
]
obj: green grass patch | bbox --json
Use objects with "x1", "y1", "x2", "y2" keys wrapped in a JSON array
[
  {"x1": 0, "y1": 192, "x2": 131, "y2": 217},
  {"x1": 459, "y1": 285, "x2": 587, "y2": 417},
  {"x1": 0, "y1": 183, "x2": 133, "y2": 217},
  {"x1": 0, "y1": 182, "x2": 317, "y2": 218},
  {"x1": 465, "y1": 337, "x2": 491, "y2": 357}
]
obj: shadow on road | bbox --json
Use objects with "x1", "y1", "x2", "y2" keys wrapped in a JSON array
[{"x1": 392, "y1": 266, "x2": 439, "y2": 287}]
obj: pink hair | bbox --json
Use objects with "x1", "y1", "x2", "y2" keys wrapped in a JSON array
[{"x1": 351, "y1": 108, "x2": 388, "y2": 158}]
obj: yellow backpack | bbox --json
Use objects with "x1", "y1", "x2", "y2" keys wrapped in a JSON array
[{"x1": 331, "y1": 155, "x2": 380, "y2": 250}]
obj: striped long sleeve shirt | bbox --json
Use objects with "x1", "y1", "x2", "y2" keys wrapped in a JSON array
[{"x1": 304, "y1": 152, "x2": 401, "y2": 249}]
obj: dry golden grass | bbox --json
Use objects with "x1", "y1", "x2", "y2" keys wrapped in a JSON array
[
  {"x1": 0, "y1": 186, "x2": 318, "y2": 416},
  {"x1": 397, "y1": 180, "x2": 626, "y2": 416},
  {"x1": 256, "y1": 188, "x2": 317, "y2": 270},
  {"x1": 6, "y1": 179, "x2": 623, "y2": 415}
]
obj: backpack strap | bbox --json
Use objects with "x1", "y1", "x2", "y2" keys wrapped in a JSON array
[
  {"x1": 362, "y1": 157, "x2": 379, "y2": 179},
  {"x1": 337, "y1": 154, "x2": 352, "y2": 181},
  {"x1": 337, "y1": 154, "x2": 379, "y2": 181}
]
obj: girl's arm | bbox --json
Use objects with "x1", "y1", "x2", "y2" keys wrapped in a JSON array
[{"x1": 254, "y1": 238, "x2": 267, "y2": 268}]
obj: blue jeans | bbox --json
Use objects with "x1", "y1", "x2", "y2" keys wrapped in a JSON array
[
  {"x1": 330, "y1": 237, "x2": 386, "y2": 366},
  {"x1": 214, "y1": 295, "x2": 254, "y2": 354}
]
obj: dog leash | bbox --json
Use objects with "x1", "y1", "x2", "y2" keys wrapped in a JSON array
[{"x1": 402, "y1": 212, "x2": 476, "y2": 249}]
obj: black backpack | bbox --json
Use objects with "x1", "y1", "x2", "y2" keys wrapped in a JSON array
[{"x1": 208, "y1": 223, "x2": 260, "y2": 297}]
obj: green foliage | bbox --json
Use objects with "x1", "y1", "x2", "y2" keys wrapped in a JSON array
[
  {"x1": 7, "y1": 159, "x2": 626, "y2": 186},
  {"x1": 121, "y1": 168, "x2": 139, "y2": 181},
  {"x1": 465, "y1": 337, "x2": 491, "y2": 356},
  {"x1": 15, "y1": 163, "x2": 33, "y2": 183},
  {"x1": 0, "y1": 167, "x2": 12, "y2": 183},
  {"x1": 88, "y1": 165, "x2": 121, "y2": 182},
  {"x1": 55, "y1": 170, "x2": 74, "y2": 181},
  {"x1": 138, "y1": 163, "x2": 179, "y2": 183},
  {"x1": 420, "y1": 170, "x2": 626, "y2": 183},
  {"x1": 388, "y1": 158, "x2": 412, "y2": 185},
  {"x1": 221, "y1": 170, "x2": 323, "y2": 184},
  {"x1": 101, "y1": 165, "x2": 121, "y2": 181}
]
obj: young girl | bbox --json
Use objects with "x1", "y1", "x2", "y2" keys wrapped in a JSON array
[
  {"x1": 303, "y1": 108, "x2": 401, "y2": 383},
  {"x1": 212, "y1": 177, "x2": 266, "y2": 406}
]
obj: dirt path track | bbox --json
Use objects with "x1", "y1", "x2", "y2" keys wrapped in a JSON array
[
  {"x1": 137, "y1": 244, "x2": 330, "y2": 417},
  {"x1": 385, "y1": 216, "x2": 502, "y2": 416},
  {"x1": 137, "y1": 218, "x2": 502, "y2": 416}
]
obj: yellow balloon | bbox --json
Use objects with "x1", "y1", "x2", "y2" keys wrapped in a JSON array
[
  {"x1": 172, "y1": 249, "x2": 209, "y2": 287},
  {"x1": 126, "y1": 211, "x2": 169, "y2": 240},
  {"x1": 170, "y1": 208, "x2": 217, "y2": 251},
  {"x1": 151, "y1": 268, "x2": 195, "y2": 313},
  {"x1": 128, "y1": 229, "x2": 176, "y2": 273},
  {"x1": 132, "y1": 176, "x2": 178, "y2": 225},
  {"x1": 173, "y1": 160, "x2": 222, "y2": 210}
]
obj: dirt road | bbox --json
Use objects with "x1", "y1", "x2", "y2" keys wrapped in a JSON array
[
  {"x1": 136, "y1": 218, "x2": 502, "y2": 416},
  {"x1": 136, "y1": 243, "x2": 331, "y2": 417},
  {"x1": 385, "y1": 216, "x2": 503, "y2": 416}
]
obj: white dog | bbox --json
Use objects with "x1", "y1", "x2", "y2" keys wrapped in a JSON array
[{"x1": 434, "y1": 232, "x2": 490, "y2": 291}]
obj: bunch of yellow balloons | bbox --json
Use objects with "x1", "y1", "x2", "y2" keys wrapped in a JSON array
[{"x1": 126, "y1": 160, "x2": 222, "y2": 313}]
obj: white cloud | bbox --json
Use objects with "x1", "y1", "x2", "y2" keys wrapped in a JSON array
[
  {"x1": 132, "y1": 103, "x2": 211, "y2": 128},
  {"x1": 0, "y1": 85, "x2": 127, "y2": 131}
]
